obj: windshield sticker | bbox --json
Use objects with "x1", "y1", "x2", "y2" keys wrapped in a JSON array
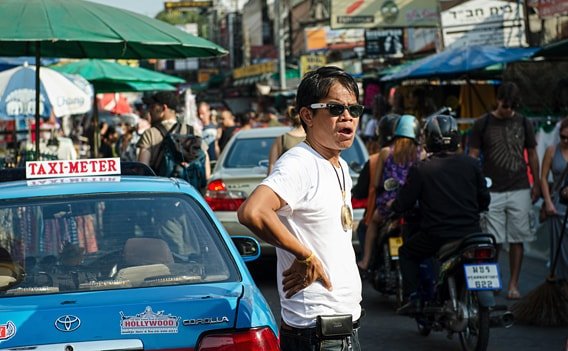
[
  {"x1": 0, "y1": 321, "x2": 16, "y2": 342},
  {"x1": 120, "y1": 306, "x2": 180, "y2": 334}
]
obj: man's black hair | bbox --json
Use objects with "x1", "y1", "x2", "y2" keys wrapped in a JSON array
[{"x1": 496, "y1": 82, "x2": 520, "y2": 106}]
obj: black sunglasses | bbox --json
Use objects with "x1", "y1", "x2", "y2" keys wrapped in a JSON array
[
  {"x1": 309, "y1": 103, "x2": 364, "y2": 118},
  {"x1": 561, "y1": 134, "x2": 568, "y2": 141}
]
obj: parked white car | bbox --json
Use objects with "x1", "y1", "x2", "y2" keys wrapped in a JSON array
[{"x1": 205, "y1": 126, "x2": 369, "y2": 255}]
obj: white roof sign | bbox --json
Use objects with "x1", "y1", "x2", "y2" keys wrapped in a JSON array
[{"x1": 26, "y1": 158, "x2": 121, "y2": 179}]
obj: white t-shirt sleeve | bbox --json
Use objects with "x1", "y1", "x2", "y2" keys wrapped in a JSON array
[{"x1": 261, "y1": 149, "x2": 311, "y2": 213}]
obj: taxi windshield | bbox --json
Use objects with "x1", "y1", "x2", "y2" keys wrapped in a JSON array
[{"x1": 0, "y1": 194, "x2": 239, "y2": 296}]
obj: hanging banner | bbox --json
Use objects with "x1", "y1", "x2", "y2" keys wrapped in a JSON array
[
  {"x1": 330, "y1": 0, "x2": 438, "y2": 29},
  {"x1": 441, "y1": 0, "x2": 527, "y2": 48},
  {"x1": 304, "y1": 26, "x2": 365, "y2": 52},
  {"x1": 405, "y1": 27, "x2": 438, "y2": 54},
  {"x1": 365, "y1": 28, "x2": 404, "y2": 57}
]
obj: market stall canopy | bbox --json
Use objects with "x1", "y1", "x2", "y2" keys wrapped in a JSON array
[
  {"x1": 379, "y1": 60, "x2": 419, "y2": 77},
  {"x1": 89, "y1": 81, "x2": 177, "y2": 93},
  {"x1": 0, "y1": 0, "x2": 228, "y2": 59},
  {"x1": 51, "y1": 59, "x2": 184, "y2": 92},
  {"x1": 381, "y1": 45, "x2": 539, "y2": 82},
  {"x1": 534, "y1": 38, "x2": 568, "y2": 59}
]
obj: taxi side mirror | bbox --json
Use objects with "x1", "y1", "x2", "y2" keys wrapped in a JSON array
[{"x1": 231, "y1": 236, "x2": 261, "y2": 262}]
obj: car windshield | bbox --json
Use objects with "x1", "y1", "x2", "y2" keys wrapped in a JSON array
[
  {"x1": 0, "y1": 193, "x2": 239, "y2": 296},
  {"x1": 224, "y1": 136, "x2": 366, "y2": 170},
  {"x1": 224, "y1": 137, "x2": 274, "y2": 168}
]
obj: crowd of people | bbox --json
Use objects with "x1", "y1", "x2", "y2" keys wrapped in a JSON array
[
  {"x1": 15, "y1": 65, "x2": 568, "y2": 349},
  {"x1": 90, "y1": 94, "x2": 295, "y2": 165},
  {"x1": 239, "y1": 67, "x2": 567, "y2": 350},
  {"x1": 356, "y1": 81, "x2": 568, "y2": 305}
]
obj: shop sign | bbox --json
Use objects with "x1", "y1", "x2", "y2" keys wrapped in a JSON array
[
  {"x1": 330, "y1": 0, "x2": 438, "y2": 29},
  {"x1": 300, "y1": 55, "x2": 327, "y2": 78},
  {"x1": 164, "y1": 1, "x2": 213, "y2": 9},
  {"x1": 198, "y1": 69, "x2": 219, "y2": 83},
  {"x1": 537, "y1": 0, "x2": 568, "y2": 18},
  {"x1": 233, "y1": 61, "x2": 276, "y2": 79},
  {"x1": 441, "y1": 0, "x2": 527, "y2": 48}
]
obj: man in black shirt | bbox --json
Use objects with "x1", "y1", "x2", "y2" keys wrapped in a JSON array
[{"x1": 391, "y1": 115, "x2": 490, "y2": 314}]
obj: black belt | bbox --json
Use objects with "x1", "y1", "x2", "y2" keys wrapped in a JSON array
[{"x1": 280, "y1": 319, "x2": 360, "y2": 333}]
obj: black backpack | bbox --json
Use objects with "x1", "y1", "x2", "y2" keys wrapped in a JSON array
[{"x1": 153, "y1": 123, "x2": 207, "y2": 191}]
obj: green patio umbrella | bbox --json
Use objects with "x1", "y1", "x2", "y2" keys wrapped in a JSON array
[
  {"x1": 51, "y1": 59, "x2": 185, "y2": 89},
  {"x1": 51, "y1": 59, "x2": 185, "y2": 154},
  {"x1": 0, "y1": 0, "x2": 227, "y2": 159},
  {"x1": 0, "y1": 0, "x2": 227, "y2": 59},
  {"x1": 89, "y1": 81, "x2": 177, "y2": 93},
  {"x1": 51, "y1": 59, "x2": 184, "y2": 94}
]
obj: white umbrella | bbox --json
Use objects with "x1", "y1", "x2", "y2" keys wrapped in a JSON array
[{"x1": 0, "y1": 63, "x2": 92, "y2": 121}]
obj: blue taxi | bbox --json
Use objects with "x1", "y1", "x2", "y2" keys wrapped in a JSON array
[{"x1": 0, "y1": 158, "x2": 279, "y2": 350}]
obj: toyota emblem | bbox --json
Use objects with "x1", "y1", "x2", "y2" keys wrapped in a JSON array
[{"x1": 55, "y1": 315, "x2": 81, "y2": 332}]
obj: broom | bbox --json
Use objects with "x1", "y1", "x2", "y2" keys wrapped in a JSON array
[{"x1": 511, "y1": 207, "x2": 568, "y2": 327}]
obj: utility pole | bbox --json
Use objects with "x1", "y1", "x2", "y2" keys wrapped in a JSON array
[{"x1": 275, "y1": 0, "x2": 286, "y2": 90}]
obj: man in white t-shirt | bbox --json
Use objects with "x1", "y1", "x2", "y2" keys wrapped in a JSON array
[{"x1": 238, "y1": 66, "x2": 363, "y2": 351}]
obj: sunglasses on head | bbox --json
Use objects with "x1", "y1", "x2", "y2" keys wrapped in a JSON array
[{"x1": 309, "y1": 103, "x2": 364, "y2": 118}]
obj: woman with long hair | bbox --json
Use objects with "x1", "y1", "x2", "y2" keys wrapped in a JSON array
[{"x1": 358, "y1": 114, "x2": 425, "y2": 271}]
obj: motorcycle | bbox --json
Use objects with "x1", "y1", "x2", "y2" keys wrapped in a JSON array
[
  {"x1": 408, "y1": 232, "x2": 513, "y2": 351},
  {"x1": 368, "y1": 178, "x2": 408, "y2": 308},
  {"x1": 370, "y1": 214, "x2": 404, "y2": 307}
]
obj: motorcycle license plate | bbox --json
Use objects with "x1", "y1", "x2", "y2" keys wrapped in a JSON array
[
  {"x1": 388, "y1": 236, "x2": 403, "y2": 258},
  {"x1": 464, "y1": 264, "x2": 502, "y2": 290}
]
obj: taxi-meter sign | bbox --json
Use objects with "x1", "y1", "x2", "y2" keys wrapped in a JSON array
[
  {"x1": 26, "y1": 158, "x2": 121, "y2": 179},
  {"x1": 464, "y1": 263, "x2": 502, "y2": 291}
]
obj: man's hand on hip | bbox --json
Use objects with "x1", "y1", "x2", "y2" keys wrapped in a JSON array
[{"x1": 282, "y1": 253, "x2": 332, "y2": 298}]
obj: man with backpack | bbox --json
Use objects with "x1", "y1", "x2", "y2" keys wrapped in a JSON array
[{"x1": 137, "y1": 91, "x2": 210, "y2": 192}]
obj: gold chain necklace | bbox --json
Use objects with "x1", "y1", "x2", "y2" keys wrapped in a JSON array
[{"x1": 305, "y1": 140, "x2": 353, "y2": 232}]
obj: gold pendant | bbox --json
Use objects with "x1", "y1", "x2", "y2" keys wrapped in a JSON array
[{"x1": 341, "y1": 204, "x2": 353, "y2": 232}]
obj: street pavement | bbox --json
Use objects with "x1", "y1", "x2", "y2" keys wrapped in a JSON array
[{"x1": 250, "y1": 230, "x2": 568, "y2": 350}]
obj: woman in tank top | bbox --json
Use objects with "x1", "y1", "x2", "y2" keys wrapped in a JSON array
[
  {"x1": 268, "y1": 106, "x2": 306, "y2": 174},
  {"x1": 358, "y1": 115, "x2": 425, "y2": 271},
  {"x1": 540, "y1": 117, "x2": 568, "y2": 281}
]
